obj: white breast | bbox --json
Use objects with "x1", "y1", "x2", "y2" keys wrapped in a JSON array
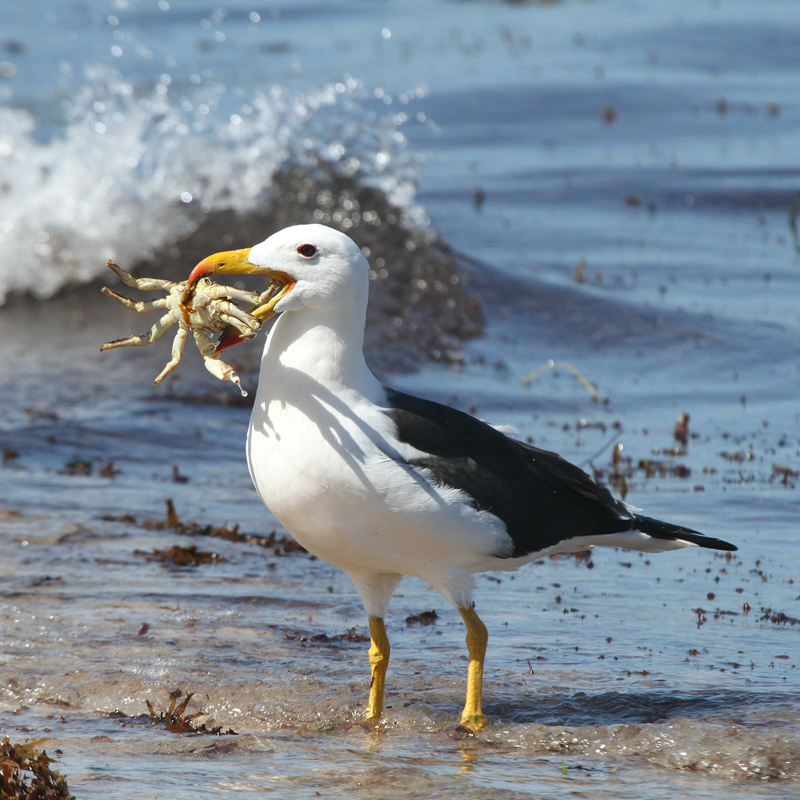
[{"x1": 245, "y1": 317, "x2": 510, "y2": 583}]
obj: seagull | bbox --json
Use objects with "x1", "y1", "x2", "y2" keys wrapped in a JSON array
[{"x1": 188, "y1": 223, "x2": 737, "y2": 731}]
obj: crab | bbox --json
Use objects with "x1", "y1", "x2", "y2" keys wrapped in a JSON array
[{"x1": 100, "y1": 260, "x2": 280, "y2": 396}]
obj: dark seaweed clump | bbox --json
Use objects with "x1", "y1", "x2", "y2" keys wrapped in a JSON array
[{"x1": 0, "y1": 738, "x2": 75, "y2": 800}]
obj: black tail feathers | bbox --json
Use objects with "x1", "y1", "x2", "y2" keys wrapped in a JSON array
[{"x1": 633, "y1": 514, "x2": 737, "y2": 552}]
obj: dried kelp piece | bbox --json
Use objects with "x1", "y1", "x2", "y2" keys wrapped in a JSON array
[
  {"x1": 133, "y1": 544, "x2": 224, "y2": 568},
  {"x1": 142, "y1": 499, "x2": 307, "y2": 554},
  {"x1": 116, "y1": 690, "x2": 239, "y2": 736}
]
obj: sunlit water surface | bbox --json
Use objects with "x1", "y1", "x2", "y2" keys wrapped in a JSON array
[{"x1": 1, "y1": 1, "x2": 799, "y2": 797}]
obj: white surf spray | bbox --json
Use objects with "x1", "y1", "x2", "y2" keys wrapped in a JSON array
[{"x1": 0, "y1": 66, "x2": 424, "y2": 305}]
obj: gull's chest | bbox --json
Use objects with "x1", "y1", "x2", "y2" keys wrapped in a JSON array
[
  {"x1": 245, "y1": 389, "x2": 397, "y2": 546},
  {"x1": 248, "y1": 397, "x2": 364, "y2": 494}
]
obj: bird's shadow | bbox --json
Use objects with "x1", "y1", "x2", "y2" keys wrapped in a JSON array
[{"x1": 250, "y1": 362, "x2": 446, "y2": 503}]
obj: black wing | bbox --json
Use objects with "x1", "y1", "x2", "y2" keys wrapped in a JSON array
[{"x1": 384, "y1": 388, "x2": 736, "y2": 556}]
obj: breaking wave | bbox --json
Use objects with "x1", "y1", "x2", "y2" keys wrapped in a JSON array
[
  {"x1": 0, "y1": 67, "x2": 482, "y2": 364},
  {"x1": 0, "y1": 68, "x2": 415, "y2": 301}
]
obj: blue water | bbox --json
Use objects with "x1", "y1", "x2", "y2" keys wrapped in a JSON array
[{"x1": 1, "y1": 1, "x2": 799, "y2": 797}]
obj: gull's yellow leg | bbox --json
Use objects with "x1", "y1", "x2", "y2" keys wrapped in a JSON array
[
  {"x1": 458, "y1": 605, "x2": 488, "y2": 731},
  {"x1": 365, "y1": 616, "x2": 390, "y2": 723}
]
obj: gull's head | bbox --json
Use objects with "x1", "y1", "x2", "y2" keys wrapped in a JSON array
[{"x1": 188, "y1": 224, "x2": 370, "y2": 347}]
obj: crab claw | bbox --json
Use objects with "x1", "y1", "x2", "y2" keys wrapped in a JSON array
[{"x1": 215, "y1": 326, "x2": 247, "y2": 353}]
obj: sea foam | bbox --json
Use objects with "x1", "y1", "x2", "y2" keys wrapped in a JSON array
[{"x1": 0, "y1": 67, "x2": 422, "y2": 306}]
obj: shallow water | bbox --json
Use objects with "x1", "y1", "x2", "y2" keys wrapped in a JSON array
[{"x1": 2, "y1": 0, "x2": 800, "y2": 797}]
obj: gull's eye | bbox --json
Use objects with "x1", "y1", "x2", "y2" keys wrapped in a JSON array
[{"x1": 297, "y1": 243, "x2": 317, "y2": 258}]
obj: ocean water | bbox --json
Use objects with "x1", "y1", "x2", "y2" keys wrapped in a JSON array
[{"x1": 1, "y1": 1, "x2": 799, "y2": 797}]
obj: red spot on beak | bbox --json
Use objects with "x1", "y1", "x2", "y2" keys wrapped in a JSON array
[{"x1": 188, "y1": 262, "x2": 214, "y2": 285}]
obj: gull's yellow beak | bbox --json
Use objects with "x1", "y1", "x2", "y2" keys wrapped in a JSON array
[
  {"x1": 188, "y1": 247, "x2": 253, "y2": 282},
  {"x1": 188, "y1": 247, "x2": 296, "y2": 351},
  {"x1": 188, "y1": 247, "x2": 295, "y2": 319}
]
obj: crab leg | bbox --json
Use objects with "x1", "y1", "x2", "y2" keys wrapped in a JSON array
[
  {"x1": 101, "y1": 312, "x2": 176, "y2": 350},
  {"x1": 214, "y1": 312, "x2": 260, "y2": 338},
  {"x1": 213, "y1": 284, "x2": 283, "y2": 352},
  {"x1": 101, "y1": 287, "x2": 168, "y2": 314},
  {"x1": 153, "y1": 327, "x2": 188, "y2": 385},
  {"x1": 106, "y1": 260, "x2": 176, "y2": 293},
  {"x1": 190, "y1": 287, "x2": 261, "y2": 332},
  {"x1": 212, "y1": 286, "x2": 265, "y2": 305},
  {"x1": 192, "y1": 330, "x2": 246, "y2": 395},
  {"x1": 212, "y1": 301, "x2": 261, "y2": 332}
]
